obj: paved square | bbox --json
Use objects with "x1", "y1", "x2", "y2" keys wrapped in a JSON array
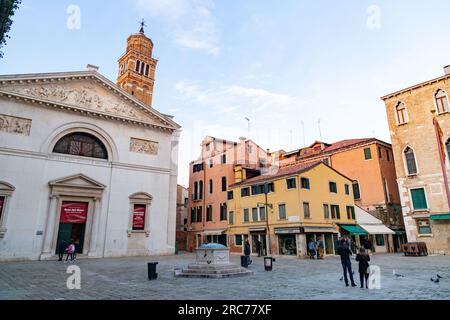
[{"x1": 0, "y1": 253, "x2": 449, "y2": 300}]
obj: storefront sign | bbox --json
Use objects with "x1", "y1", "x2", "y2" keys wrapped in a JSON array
[
  {"x1": 133, "y1": 204, "x2": 146, "y2": 230},
  {"x1": 60, "y1": 202, "x2": 88, "y2": 224}
]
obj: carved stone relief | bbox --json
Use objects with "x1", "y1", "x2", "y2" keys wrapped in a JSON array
[
  {"x1": 0, "y1": 114, "x2": 32, "y2": 136},
  {"x1": 130, "y1": 137, "x2": 159, "y2": 155}
]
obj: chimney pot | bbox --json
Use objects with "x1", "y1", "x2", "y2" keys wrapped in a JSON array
[
  {"x1": 86, "y1": 64, "x2": 99, "y2": 72},
  {"x1": 445, "y1": 65, "x2": 450, "y2": 75}
]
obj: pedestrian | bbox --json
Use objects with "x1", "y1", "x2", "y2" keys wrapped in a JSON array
[
  {"x1": 57, "y1": 239, "x2": 67, "y2": 262},
  {"x1": 356, "y1": 247, "x2": 371, "y2": 289},
  {"x1": 244, "y1": 240, "x2": 252, "y2": 265},
  {"x1": 65, "y1": 241, "x2": 75, "y2": 263},
  {"x1": 364, "y1": 238, "x2": 372, "y2": 254},
  {"x1": 316, "y1": 236, "x2": 324, "y2": 259},
  {"x1": 308, "y1": 239, "x2": 316, "y2": 259},
  {"x1": 255, "y1": 240, "x2": 262, "y2": 257},
  {"x1": 337, "y1": 238, "x2": 357, "y2": 287},
  {"x1": 73, "y1": 239, "x2": 79, "y2": 261}
]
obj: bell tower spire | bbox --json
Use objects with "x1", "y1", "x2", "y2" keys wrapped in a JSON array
[{"x1": 117, "y1": 21, "x2": 158, "y2": 106}]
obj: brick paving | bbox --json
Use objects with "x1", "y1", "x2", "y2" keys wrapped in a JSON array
[{"x1": 0, "y1": 253, "x2": 449, "y2": 300}]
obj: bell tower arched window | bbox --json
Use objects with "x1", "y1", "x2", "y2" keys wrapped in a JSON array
[{"x1": 53, "y1": 133, "x2": 108, "y2": 160}]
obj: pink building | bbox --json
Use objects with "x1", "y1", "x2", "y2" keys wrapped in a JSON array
[{"x1": 187, "y1": 136, "x2": 272, "y2": 250}]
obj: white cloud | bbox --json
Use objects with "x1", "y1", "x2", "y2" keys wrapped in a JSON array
[
  {"x1": 175, "y1": 80, "x2": 307, "y2": 116},
  {"x1": 135, "y1": 0, "x2": 219, "y2": 55}
]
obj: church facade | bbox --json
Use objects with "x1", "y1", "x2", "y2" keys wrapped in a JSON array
[{"x1": 0, "y1": 27, "x2": 181, "y2": 261}]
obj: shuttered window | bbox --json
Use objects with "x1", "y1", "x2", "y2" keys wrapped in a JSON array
[{"x1": 411, "y1": 188, "x2": 427, "y2": 210}]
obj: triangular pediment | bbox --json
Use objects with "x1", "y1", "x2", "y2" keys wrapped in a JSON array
[
  {"x1": 49, "y1": 174, "x2": 106, "y2": 190},
  {"x1": 0, "y1": 71, "x2": 180, "y2": 131}
]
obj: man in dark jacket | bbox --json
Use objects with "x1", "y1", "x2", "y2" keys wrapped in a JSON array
[
  {"x1": 244, "y1": 240, "x2": 252, "y2": 265},
  {"x1": 337, "y1": 238, "x2": 357, "y2": 287},
  {"x1": 58, "y1": 240, "x2": 67, "y2": 261},
  {"x1": 255, "y1": 240, "x2": 262, "y2": 257}
]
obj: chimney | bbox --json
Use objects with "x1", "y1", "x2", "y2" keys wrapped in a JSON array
[
  {"x1": 86, "y1": 64, "x2": 99, "y2": 72},
  {"x1": 445, "y1": 65, "x2": 450, "y2": 76}
]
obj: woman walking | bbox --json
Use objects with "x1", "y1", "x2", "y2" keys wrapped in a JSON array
[{"x1": 355, "y1": 247, "x2": 371, "y2": 288}]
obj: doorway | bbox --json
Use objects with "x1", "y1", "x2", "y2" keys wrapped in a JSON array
[
  {"x1": 55, "y1": 201, "x2": 88, "y2": 254},
  {"x1": 251, "y1": 233, "x2": 267, "y2": 256}
]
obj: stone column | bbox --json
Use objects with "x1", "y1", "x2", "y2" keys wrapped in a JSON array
[
  {"x1": 88, "y1": 198, "x2": 101, "y2": 257},
  {"x1": 297, "y1": 234, "x2": 307, "y2": 258},
  {"x1": 40, "y1": 195, "x2": 59, "y2": 260},
  {"x1": 166, "y1": 130, "x2": 180, "y2": 254}
]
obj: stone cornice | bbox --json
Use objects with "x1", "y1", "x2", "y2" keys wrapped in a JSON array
[
  {"x1": 381, "y1": 74, "x2": 450, "y2": 101},
  {"x1": 0, "y1": 70, "x2": 180, "y2": 131}
]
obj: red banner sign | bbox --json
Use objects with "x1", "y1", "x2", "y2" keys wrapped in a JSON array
[
  {"x1": 0, "y1": 197, "x2": 4, "y2": 219},
  {"x1": 133, "y1": 204, "x2": 146, "y2": 230},
  {"x1": 60, "y1": 202, "x2": 88, "y2": 224}
]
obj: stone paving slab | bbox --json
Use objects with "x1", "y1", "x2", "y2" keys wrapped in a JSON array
[{"x1": 0, "y1": 253, "x2": 449, "y2": 300}]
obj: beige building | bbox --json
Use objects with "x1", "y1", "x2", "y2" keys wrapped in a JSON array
[{"x1": 381, "y1": 66, "x2": 450, "y2": 254}]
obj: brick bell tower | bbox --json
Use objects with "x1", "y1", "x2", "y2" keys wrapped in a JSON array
[{"x1": 117, "y1": 20, "x2": 158, "y2": 106}]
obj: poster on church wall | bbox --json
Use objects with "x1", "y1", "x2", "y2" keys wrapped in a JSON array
[
  {"x1": 60, "y1": 202, "x2": 88, "y2": 224},
  {"x1": 0, "y1": 197, "x2": 4, "y2": 219},
  {"x1": 133, "y1": 204, "x2": 146, "y2": 230}
]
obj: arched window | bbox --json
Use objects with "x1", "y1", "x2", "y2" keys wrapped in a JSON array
[
  {"x1": 404, "y1": 147, "x2": 418, "y2": 176},
  {"x1": 435, "y1": 89, "x2": 449, "y2": 114},
  {"x1": 396, "y1": 102, "x2": 408, "y2": 125},
  {"x1": 53, "y1": 133, "x2": 108, "y2": 160},
  {"x1": 135, "y1": 60, "x2": 141, "y2": 72},
  {"x1": 145, "y1": 64, "x2": 150, "y2": 77},
  {"x1": 140, "y1": 62, "x2": 145, "y2": 74}
]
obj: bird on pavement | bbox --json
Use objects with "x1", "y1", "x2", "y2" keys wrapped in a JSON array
[
  {"x1": 437, "y1": 274, "x2": 443, "y2": 279},
  {"x1": 393, "y1": 270, "x2": 405, "y2": 278},
  {"x1": 431, "y1": 277, "x2": 440, "y2": 283}
]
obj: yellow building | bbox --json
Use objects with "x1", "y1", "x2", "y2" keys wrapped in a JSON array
[{"x1": 227, "y1": 161, "x2": 360, "y2": 258}]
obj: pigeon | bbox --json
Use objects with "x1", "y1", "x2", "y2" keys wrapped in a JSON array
[
  {"x1": 393, "y1": 270, "x2": 405, "y2": 278},
  {"x1": 437, "y1": 274, "x2": 443, "y2": 279},
  {"x1": 339, "y1": 276, "x2": 343, "y2": 281},
  {"x1": 431, "y1": 277, "x2": 440, "y2": 283}
]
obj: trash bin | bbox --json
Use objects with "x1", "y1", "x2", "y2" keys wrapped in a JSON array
[
  {"x1": 264, "y1": 257, "x2": 274, "y2": 271},
  {"x1": 148, "y1": 262, "x2": 158, "y2": 280},
  {"x1": 241, "y1": 255, "x2": 249, "y2": 268}
]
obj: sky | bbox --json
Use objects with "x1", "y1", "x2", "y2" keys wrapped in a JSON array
[{"x1": 2, "y1": 0, "x2": 450, "y2": 187}]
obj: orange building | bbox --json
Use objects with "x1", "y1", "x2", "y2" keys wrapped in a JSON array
[
  {"x1": 187, "y1": 137, "x2": 272, "y2": 250},
  {"x1": 279, "y1": 139, "x2": 405, "y2": 252}
]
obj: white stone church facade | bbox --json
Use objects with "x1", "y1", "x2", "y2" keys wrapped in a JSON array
[{"x1": 0, "y1": 69, "x2": 181, "y2": 261}]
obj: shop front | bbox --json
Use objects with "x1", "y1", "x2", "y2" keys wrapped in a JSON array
[
  {"x1": 249, "y1": 227, "x2": 267, "y2": 256},
  {"x1": 203, "y1": 229, "x2": 228, "y2": 246},
  {"x1": 303, "y1": 226, "x2": 339, "y2": 256},
  {"x1": 339, "y1": 224, "x2": 368, "y2": 252},
  {"x1": 274, "y1": 227, "x2": 301, "y2": 256}
]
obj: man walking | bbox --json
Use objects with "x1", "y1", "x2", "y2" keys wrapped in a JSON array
[
  {"x1": 244, "y1": 240, "x2": 252, "y2": 266},
  {"x1": 57, "y1": 239, "x2": 67, "y2": 261},
  {"x1": 337, "y1": 238, "x2": 357, "y2": 287},
  {"x1": 255, "y1": 240, "x2": 262, "y2": 257}
]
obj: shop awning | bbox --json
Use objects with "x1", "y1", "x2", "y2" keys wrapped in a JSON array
[
  {"x1": 430, "y1": 214, "x2": 450, "y2": 220},
  {"x1": 303, "y1": 226, "x2": 338, "y2": 234},
  {"x1": 359, "y1": 224, "x2": 395, "y2": 235},
  {"x1": 339, "y1": 224, "x2": 368, "y2": 235},
  {"x1": 201, "y1": 229, "x2": 227, "y2": 236},
  {"x1": 249, "y1": 227, "x2": 267, "y2": 232},
  {"x1": 274, "y1": 227, "x2": 301, "y2": 235}
]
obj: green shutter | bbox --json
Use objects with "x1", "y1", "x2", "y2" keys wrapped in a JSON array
[
  {"x1": 244, "y1": 209, "x2": 249, "y2": 222},
  {"x1": 279, "y1": 204, "x2": 286, "y2": 220},
  {"x1": 364, "y1": 148, "x2": 372, "y2": 160},
  {"x1": 411, "y1": 189, "x2": 427, "y2": 210}
]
